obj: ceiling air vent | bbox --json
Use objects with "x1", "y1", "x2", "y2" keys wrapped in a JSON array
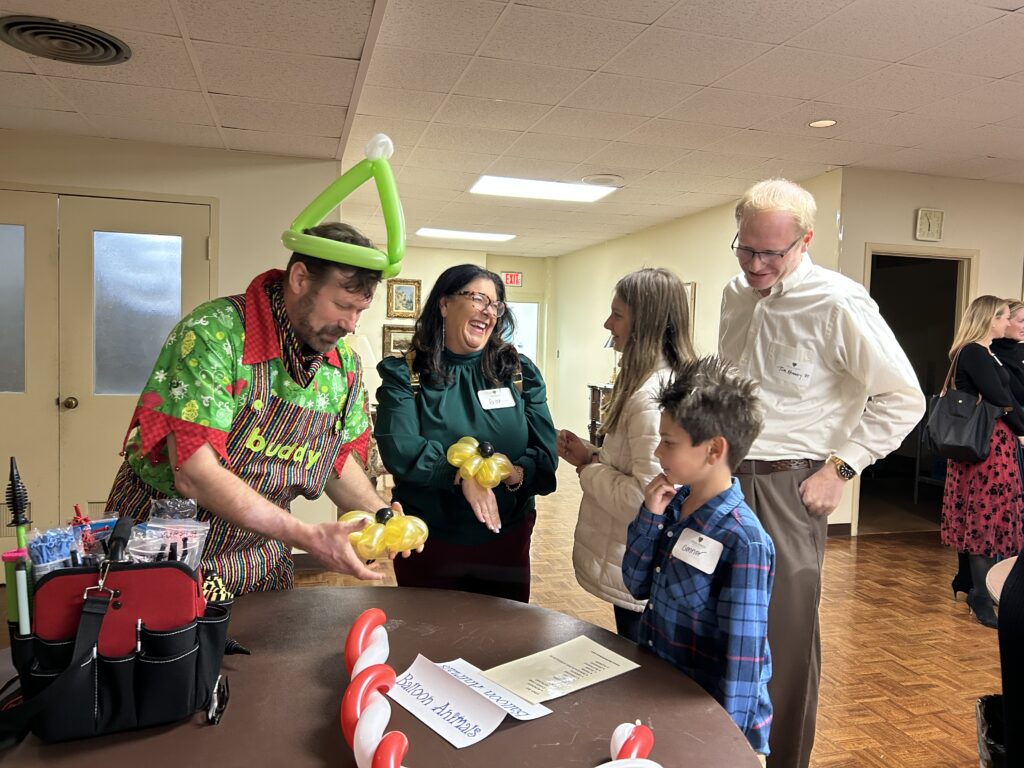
[{"x1": 0, "y1": 15, "x2": 131, "y2": 65}]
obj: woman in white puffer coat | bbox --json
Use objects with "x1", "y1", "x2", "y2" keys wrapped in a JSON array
[{"x1": 558, "y1": 268, "x2": 696, "y2": 642}]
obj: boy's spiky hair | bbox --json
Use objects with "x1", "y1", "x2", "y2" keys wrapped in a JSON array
[{"x1": 657, "y1": 356, "x2": 764, "y2": 471}]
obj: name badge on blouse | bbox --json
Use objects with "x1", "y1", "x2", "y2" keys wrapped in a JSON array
[
  {"x1": 477, "y1": 387, "x2": 515, "y2": 410},
  {"x1": 671, "y1": 528, "x2": 724, "y2": 575},
  {"x1": 775, "y1": 358, "x2": 815, "y2": 387}
]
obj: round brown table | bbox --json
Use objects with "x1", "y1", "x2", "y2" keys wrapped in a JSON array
[{"x1": 5, "y1": 586, "x2": 760, "y2": 766}]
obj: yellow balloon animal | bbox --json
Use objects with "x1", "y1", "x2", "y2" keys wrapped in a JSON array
[
  {"x1": 446, "y1": 436, "x2": 513, "y2": 489},
  {"x1": 340, "y1": 508, "x2": 429, "y2": 561}
]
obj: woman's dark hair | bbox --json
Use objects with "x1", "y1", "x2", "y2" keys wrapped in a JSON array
[{"x1": 411, "y1": 264, "x2": 519, "y2": 387}]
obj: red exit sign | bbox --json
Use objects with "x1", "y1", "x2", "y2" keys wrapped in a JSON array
[{"x1": 503, "y1": 271, "x2": 523, "y2": 288}]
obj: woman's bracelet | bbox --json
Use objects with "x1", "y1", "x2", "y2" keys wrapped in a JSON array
[{"x1": 505, "y1": 466, "x2": 525, "y2": 492}]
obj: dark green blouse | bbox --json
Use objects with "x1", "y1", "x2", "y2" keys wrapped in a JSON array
[{"x1": 374, "y1": 350, "x2": 558, "y2": 546}]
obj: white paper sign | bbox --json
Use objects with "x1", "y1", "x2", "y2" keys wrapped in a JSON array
[
  {"x1": 388, "y1": 654, "x2": 507, "y2": 748},
  {"x1": 439, "y1": 658, "x2": 552, "y2": 720},
  {"x1": 482, "y1": 635, "x2": 640, "y2": 704}
]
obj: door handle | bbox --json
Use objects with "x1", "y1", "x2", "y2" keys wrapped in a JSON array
[{"x1": 61, "y1": 396, "x2": 79, "y2": 410}]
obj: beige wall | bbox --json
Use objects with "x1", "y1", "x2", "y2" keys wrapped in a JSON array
[{"x1": 486, "y1": 254, "x2": 551, "y2": 376}]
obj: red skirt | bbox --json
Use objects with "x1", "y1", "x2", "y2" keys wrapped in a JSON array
[{"x1": 941, "y1": 419, "x2": 1024, "y2": 557}]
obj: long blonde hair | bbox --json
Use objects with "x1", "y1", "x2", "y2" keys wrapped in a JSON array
[
  {"x1": 603, "y1": 268, "x2": 696, "y2": 433},
  {"x1": 949, "y1": 295, "x2": 1008, "y2": 359}
]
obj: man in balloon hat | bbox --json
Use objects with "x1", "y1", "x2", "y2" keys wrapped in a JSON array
[{"x1": 105, "y1": 136, "x2": 412, "y2": 596}]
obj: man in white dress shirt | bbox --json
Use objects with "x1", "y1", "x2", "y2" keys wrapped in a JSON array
[{"x1": 719, "y1": 178, "x2": 925, "y2": 768}]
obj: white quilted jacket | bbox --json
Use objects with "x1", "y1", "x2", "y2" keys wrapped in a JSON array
[{"x1": 571, "y1": 362, "x2": 673, "y2": 611}]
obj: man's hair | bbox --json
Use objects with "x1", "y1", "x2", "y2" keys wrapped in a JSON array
[
  {"x1": 287, "y1": 222, "x2": 381, "y2": 298},
  {"x1": 735, "y1": 177, "x2": 817, "y2": 234},
  {"x1": 658, "y1": 356, "x2": 764, "y2": 472}
]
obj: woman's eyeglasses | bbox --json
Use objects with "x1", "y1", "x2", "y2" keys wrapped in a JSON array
[
  {"x1": 455, "y1": 290, "x2": 506, "y2": 317},
  {"x1": 731, "y1": 233, "x2": 803, "y2": 264}
]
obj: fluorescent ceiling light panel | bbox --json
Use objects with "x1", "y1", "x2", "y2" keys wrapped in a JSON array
[
  {"x1": 416, "y1": 227, "x2": 516, "y2": 242},
  {"x1": 470, "y1": 175, "x2": 617, "y2": 203}
]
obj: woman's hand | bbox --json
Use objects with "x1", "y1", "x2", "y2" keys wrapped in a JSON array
[
  {"x1": 462, "y1": 475, "x2": 501, "y2": 533},
  {"x1": 557, "y1": 429, "x2": 593, "y2": 467}
]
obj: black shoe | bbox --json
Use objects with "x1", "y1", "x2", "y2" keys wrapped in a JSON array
[
  {"x1": 967, "y1": 589, "x2": 998, "y2": 629},
  {"x1": 952, "y1": 573, "x2": 972, "y2": 601}
]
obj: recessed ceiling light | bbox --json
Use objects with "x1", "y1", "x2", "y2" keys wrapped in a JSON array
[
  {"x1": 470, "y1": 175, "x2": 617, "y2": 203},
  {"x1": 581, "y1": 173, "x2": 625, "y2": 187},
  {"x1": 416, "y1": 227, "x2": 516, "y2": 242},
  {"x1": 808, "y1": 119, "x2": 837, "y2": 128}
]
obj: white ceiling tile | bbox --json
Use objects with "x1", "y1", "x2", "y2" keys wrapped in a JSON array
[
  {"x1": 88, "y1": 115, "x2": 224, "y2": 148},
  {"x1": 348, "y1": 115, "x2": 428, "y2": 149},
  {"x1": 357, "y1": 86, "x2": 445, "y2": 122},
  {"x1": 796, "y1": 139, "x2": 893, "y2": 165},
  {"x1": 671, "y1": 191, "x2": 743, "y2": 208},
  {"x1": 701, "y1": 129, "x2": 828, "y2": 158},
  {"x1": 562, "y1": 74, "x2": 700, "y2": 116},
  {"x1": 405, "y1": 146, "x2": 498, "y2": 173},
  {"x1": 912, "y1": 79, "x2": 1024, "y2": 124},
  {"x1": 48, "y1": 78, "x2": 212, "y2": 122},
  {"x1": 836, "y1": 113, "x2": 984, "y2": 147},
  {"x1": 393, "y1": 183, "x2": 463, "y2": 202},
  {"x1": 917, "y1": 124, "x2": 1024, "y2": 160},
  {"x1": 483, "y1": 5, "x2": 644, "y2": 70},
  {"x1": 28, "y1": 29, "x2": 199, "y2": 89},
  {"x1": 418, "y1": 123, "x2": 521, "y2": 153},
  {"x1": 211, "y1": 95, "x2": 346, "y2": 137},
  {"x1": 622, "y1": 119, "x2": 740, "y2": 150},
  {"x1": 606, "y1": 27, "x2": 772, "y2": 86},
  {"x1": 378, "y1": 0, "x2": 504, "y2": 54},
  {"x1": 964, "y1": 0, "x2": 1023, "y2": 7},
  {"x1": 0, "y1": 40, "x2": 31, "y2": 73},
  {"x1": 585, "y1": 141, "x2": 691, "y2": 170},
  {"x1": 179, "y1": 0, "x2": 373, "y2": 58},
  {"x1": 788, "y1": 0, "x2": 1001, "y2": 62},
  {"x1": 757, "y1": 102, "x2": 897, "y2": 139},
  {"x1": 981, "y1": 164, "x2": 1024, "y2": 185},
  {"x1": 658, "y1": 0, "x2": 855, "y2": 45},
  {"x1": 662, "y1": 87, "x2": 804, "y2": 129},
  {"x1": 513, "y1": 0, "x2": 677, "y2": 24},
  {"x1": 854, "y1": 148, "x2": 977, "y2": 175},
  {"x1": 434, "y1": 95, "x2": 551, "y2": 130},
  {"x1": 563, "y1": 164, "x2": 652, "y2": 185},
  {"x1": 221, "y1": 128, "x2": 338, "y2": 158},
  {"x1": 0, "y1": 72, "x2": 71, "y2": 110},
  {"x1": 365, "y1": 47, "x2": 471, "y2": 93},
  {"x1": 816, "y1": 64, "x2": 991, "y2": 111},
  {"x1": 396, "y1": 165, "x2": 480, "y2": 191},
  {"x1": 194, "y1": 42, "x2": 357, "y2": 105},
  {"x1": 1, "y1": 0, "x2": 180, "y2": 35},
  {"x1": 713, "y1": 47, "x2": 886, "y2": 99},
  {"x1": 531, "y1": 107, "x2": 647, "y2": 140},
  {"x1": 504, "y1": 132, "x2": 609, "y2": 162},
  {"x1": 666, "y1": 151, "x2": 772, "y2": 177},
  {"x1": 929, "y1": 155, "x2": 1024, "y2": 179},
  {"x1": 630, "y1": 171, "x2": 720, "y2": 193},
  {"x1": 0, "y1": 105, "x2": 92, "y2": 135},
  {"x1": 455, "y1": 57, "x2": 590, "y2": 105},
  {"x1": 701, "y1": 176, "x2": 756, "y2": 196},
  {"x1": 484, "y1": 155, "x2": 581, "y2": 179},
  {"x1": 906, "y1": 14, "x2": 1024, "y2": 78}
]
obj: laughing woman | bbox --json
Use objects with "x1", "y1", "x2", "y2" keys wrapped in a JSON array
[{"x1": 373, "y1": 264, "x2": 557, "y2": 602}]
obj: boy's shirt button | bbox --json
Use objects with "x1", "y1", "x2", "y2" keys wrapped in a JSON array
[
  {"x1": 666, "y1": 531, "x2": 673, "y2": 538},
  {"x1": 657, "y1": 523, "x2": 664, "y2": 530},
  {"x1": 655, "y1": 566, "x2": 661, "y2": 573}
]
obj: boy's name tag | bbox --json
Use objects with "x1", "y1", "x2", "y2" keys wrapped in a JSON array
[
  {"x1": 477, "y1": 387, "x2": 515, "y2": 410},
  {"x1": 671, "y1": 529, "x2": 724, "y2": 575}
]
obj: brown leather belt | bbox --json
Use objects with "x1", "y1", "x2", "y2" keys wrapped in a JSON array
[{"x1": 736, "y1": 459, "x2": 823, "y2": 475}]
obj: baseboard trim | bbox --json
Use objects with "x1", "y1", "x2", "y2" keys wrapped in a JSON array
[{"x1": 828, "y1": 523, "x2": 852, "y2": 537}]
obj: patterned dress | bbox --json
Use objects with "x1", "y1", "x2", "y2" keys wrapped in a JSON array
[{"x1": 105, "y1": 270, "x2": 370, "y2": 594}]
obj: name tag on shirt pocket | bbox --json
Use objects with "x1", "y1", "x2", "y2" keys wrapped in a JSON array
[
  {"x1": 671, "y1": 528, "x2": 724, "y2": 575},
  {"x1": 769, "y1": 341, "x2": 815, "y2": 390},
  {"x1": 477, "y1": 387, "x2": 515, "y2": 410}
]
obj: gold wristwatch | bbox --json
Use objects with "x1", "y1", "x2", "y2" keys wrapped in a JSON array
[{"x1": 827, "y1": 455, "x2": 856, "y2": 481}]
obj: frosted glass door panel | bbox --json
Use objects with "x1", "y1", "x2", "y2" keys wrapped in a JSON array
[
  {"x1": 0, "y1": 224, "x2": 26, "y2": 392},
  {"x1": 94, "y1": 231, "x2": 182, "y2": 395}
]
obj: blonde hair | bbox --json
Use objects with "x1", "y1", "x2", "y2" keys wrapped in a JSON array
[
  {"x1": 735, "y1": 178, "x2": 816, "y2": 234},
  {"x1": 1005, "y1": 298, "x2": 1024, "y2": 318},
  {"x1": 949, "y1": 295, "x2": 1009, "y2": 358},
  {"x1": 603, "y1": 268, "x2": 696, "y2": 434}
]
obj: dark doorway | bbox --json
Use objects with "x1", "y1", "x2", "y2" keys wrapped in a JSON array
[{"x1": 860, "y1": 254, "x2": 960, "y2": 534}]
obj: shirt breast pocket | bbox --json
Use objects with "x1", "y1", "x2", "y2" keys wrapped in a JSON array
[
  {"x1": 663, "y1": 557, "x2": 715, "y2": 612},
  {"x1": 768, "y1": 341, "x2": 816, "y2": 393}
]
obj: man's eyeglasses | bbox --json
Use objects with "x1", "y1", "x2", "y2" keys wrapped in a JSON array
[
  {"x1": 455, "y1": 290, "x2": 506, "y2": 317},
  {"x1": 731, "y1": 233, "x2": 803, "y2": 264}
]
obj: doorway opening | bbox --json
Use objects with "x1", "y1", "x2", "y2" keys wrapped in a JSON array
[{"x1": 859, "y1": 253, "x2": 962, "y2": 535}]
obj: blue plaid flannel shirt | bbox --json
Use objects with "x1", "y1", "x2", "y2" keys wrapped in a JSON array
[{"x1": 622, "y1": 479, "x2": 775, "y2": 755}]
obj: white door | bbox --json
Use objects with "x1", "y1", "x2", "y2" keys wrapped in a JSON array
[
  {"x1": 506, "y1": 301, "x2": 539, "y2": 364},
  {"x1": 0, "y1": 191, "x2": 211, "y2": 564}
]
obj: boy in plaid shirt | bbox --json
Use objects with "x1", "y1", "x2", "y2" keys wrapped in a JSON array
[{"x1": 623, "y1": 356, "x2": 774, "y2": 759}]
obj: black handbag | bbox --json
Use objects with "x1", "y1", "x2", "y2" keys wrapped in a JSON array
[
  {"x1": 0, "y1": 517, "x2": 232, "y2": 745},
  {"x1": 926, "y1": 349, "x2": 1005, "y2": 463}
]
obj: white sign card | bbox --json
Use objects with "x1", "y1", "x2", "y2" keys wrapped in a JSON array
[
  {"x1": 481, "y1": 635, "x2": 640, "y2": 705},
  {"x1": 438, "y1": 658, "x2": 552, "y2": 721}
]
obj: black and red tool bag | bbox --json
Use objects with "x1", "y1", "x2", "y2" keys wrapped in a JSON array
[{"x1": 1, "y1": 516, "x2": 232, "y2": 744}]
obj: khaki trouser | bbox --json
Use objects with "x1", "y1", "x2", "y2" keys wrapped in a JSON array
[{"x1": 738, "y1": 465, "x2": 828, "y2": 768}]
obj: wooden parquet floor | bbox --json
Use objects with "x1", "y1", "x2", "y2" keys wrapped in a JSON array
[{"x1": 299, "y1": 463, "x2": 1001, "y2": 767}]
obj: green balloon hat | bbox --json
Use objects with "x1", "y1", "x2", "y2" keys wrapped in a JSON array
[{"x1": 281, "y1": 133, "x2": 405, "y2": 278}]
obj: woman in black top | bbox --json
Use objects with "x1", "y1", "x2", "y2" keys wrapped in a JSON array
[{"x1": 941, "y1": 295, "x2": 1024, "y2": 628}]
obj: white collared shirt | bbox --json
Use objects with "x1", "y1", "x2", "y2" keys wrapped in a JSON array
[{"x1": 718, "y1": 254, "x2": 926, "y2": 473}]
